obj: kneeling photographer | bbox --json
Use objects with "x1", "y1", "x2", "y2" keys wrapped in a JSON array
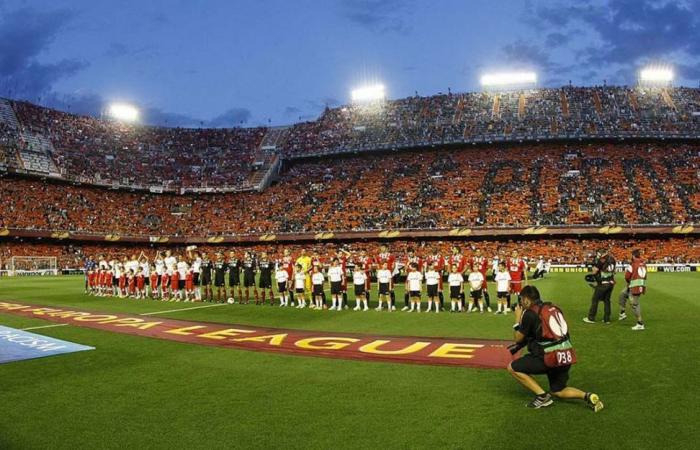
[{"x1": 507, "y1": 286, "x2": 604, "y2": 411}]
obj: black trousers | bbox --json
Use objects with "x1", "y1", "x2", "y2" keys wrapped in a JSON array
[{"x1": 588, "y1": 283, "x2": 613, "y2": 322}]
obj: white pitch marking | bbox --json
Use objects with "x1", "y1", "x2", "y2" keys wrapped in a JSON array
[
  {"x1": 21, "y1": 323, "x2": 68, "y2": 331},
  {"x1": 139, "y1": 304, "x2": 227, "y2": 316}
]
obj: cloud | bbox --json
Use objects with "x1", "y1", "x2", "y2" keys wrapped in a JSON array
[
  {"x1": 0, "y1": 7, "x2": 87, "y2": 99},
  {"x1": 516, "y1": 0, "x2": 700, "y2": 84},
  {"x1": 0, "y1": 6, "x2": 252, "y2": 129},
  {"x1": 545, "y1": 32, "x2": 571, "y2": 48},
  {"x1": 501, "y1": 40, "x2": 563, "y2": 73},
  {"x1": 208, "y1": 108, "x2": 252, "y2": 127},
  {"x1": 341, "y1": 0, "x2": 413, "y2": 35},
  {"x1": 142, "y1": 107, "x2": 202, "y2": 128}
]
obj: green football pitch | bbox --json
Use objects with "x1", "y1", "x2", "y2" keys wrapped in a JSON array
[{"x1": 1, "y1": 272, "x2": 698, "y2": 449}]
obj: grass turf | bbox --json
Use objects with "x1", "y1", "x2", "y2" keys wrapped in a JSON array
[{"x1": 0, "y1": 272, "x2": 698, "y2": 449}]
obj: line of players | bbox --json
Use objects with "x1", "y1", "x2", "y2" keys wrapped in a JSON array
[{"x1": 85, "y1": 245, "x2": 531, "y2": 313}]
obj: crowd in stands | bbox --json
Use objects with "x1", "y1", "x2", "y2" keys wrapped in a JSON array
[
  {"x1": 1, "y1": 86, "x2": 699, "y2": 191},
  {"x1": 9, "y1": 101, "x2": 265, "y2": 190},
  {"x1": 1, "y1": 143, "x2": 698, "y2": 235},
  {"x1": 282, "y1": 86, "x2": 700, "y2": 157},
  {"x1": 1, "y1": 238, "x2": 699, "y2": 271},
  {"x1": 0, "y1": 122, "x2": 20, "y2": 167}
]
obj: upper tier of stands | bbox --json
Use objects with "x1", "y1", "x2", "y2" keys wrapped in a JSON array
[
  {"x1": 281, "y1": 86, "x2": 700, "y2": 157},
  {"x1": 1, "y1": 86, "x2": 699, "y2": 191},
  {"x1": 3, "y1": 99, "x2": 267, "y2": 192}
]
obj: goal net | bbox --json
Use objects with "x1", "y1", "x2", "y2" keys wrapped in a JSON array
[{"x1": 7, "y1": 256, "x2": 58, "y2": 276}]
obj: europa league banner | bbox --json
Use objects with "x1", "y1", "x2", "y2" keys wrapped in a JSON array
[{"x1": 0, "y1": 302, "x2": 513, "y2": 369}]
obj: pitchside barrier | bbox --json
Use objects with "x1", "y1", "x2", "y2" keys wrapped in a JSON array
[{"x1": 549, "y1": 264, "x2": 700, "y2": 273}]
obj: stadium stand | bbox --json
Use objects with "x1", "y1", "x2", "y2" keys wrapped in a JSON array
[
  {"x1": 10, "y1": 101, "x2": 266, "y2": 191},
  {"x1": 1, "y1": 87, "x2": 699, "y2": 268},
  {"x1": 1, "y1": 142, "x2": 697, "y2": 236},
  {"x1": 281, "y1": 86, "x2": 700, "y2": 158}
]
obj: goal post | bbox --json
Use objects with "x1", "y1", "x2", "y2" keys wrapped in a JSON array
[{"x1": 7, "y1": 256, "x2": 58, "y2": 276}]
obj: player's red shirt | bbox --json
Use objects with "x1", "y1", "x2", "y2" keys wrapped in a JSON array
[
  {"x1": 469, "y1": 256, "x2": 489, "y2": 276},
  {"x1": 375, "y1": 252, "x2": 396, "y2": 271},
  {"x1": 281, "y1": 256, "x2": 294, "y2": 278},
  {"x1": 356, "y1": 255, "x2": 374, "y2": 273},
  {"x1": 119, "y1": 275, "x2": 126, "y2": 290},
  {"x1": 127, "y1": 276, "x2": 136, "y2": 294},
  {"x1": 404, "y1": 255, "x2": 423, "y2": 272},
  {"x1": 425, "y1": 254, "x2": 445, "y2": 272},
  {"x1": 507, "y1": 258, "x2": 526, "y2": 282},
  {"x1": 448, "y1": 254, "x2": 467, "y2": 273},
  {"x1": 310, "y1": 257, "x2": 324, "y2": 273},
  {"x1": 136, "y1": 274, "x2": 145, "y2": 290}
]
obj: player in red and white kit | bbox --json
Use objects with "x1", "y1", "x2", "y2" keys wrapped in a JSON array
[
  {"x1": 402, "y1": 248, "x2": 423, "y2": 311},
  {"x1": 469, "y1": 248, "x2": 492, "y2": 312},
  {"x1": 280, "y1": 249, "x2": 295, "y2": 306},
  {"x1": 506, "y1": 249, "x2": 528, "y2": 310},
  {"x1": 424, "y1": 248, "x2": 445, "y2": 310},
  {"x1": 375, "y1": 244, "x2": 396, "y2": 310}
]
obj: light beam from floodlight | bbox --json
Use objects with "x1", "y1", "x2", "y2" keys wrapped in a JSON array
[
  {"x1": 480, "y1": 72, "x2": 537, "y2": 87},
  {"x1": 351, "y1": 84, "x2": 386, "y2": 102},
  {"x1": 108, "y1": 103, "x2": 139, "y2": 122},
  {"x1": 639, "y1": 66, "x2": 674, "y2": 83}
]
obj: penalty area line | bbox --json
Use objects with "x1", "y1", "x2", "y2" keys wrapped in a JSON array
[
  {"x1": 21, "y1": 323, "x2": 69, "y2": 331},
  {"x1": 140, "y1": 304, "x2": 227, "y2": 316}
]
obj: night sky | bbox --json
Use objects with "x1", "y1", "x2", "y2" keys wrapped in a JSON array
[{"x1": 1, "y1": 0, "x2": 699, "y2": 127}]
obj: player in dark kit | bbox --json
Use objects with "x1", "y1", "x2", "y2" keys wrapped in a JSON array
[
  {"x1": 200, "y1": 253, "x2": 213, "y2": 301},
  {"x1": 212, "y1": 253, "x2": 228, "y2": 303},
  {"x1": 242, "y1": 252, "x2": 258, "y2": 304},
  {"x1": 508, "y1": 286, "x2": 604, "y2": 412},
  {"x1": 258, "y1": 252, "x2": 274, "y2": 305},
  {"x1": 584, "y1": 248, "x2": 616, "y2": 324},
  {"x1": 227, "y1": 251, "x2": 242, "y2": 303}
]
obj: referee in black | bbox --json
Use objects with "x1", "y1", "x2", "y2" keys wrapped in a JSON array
[{"x1": 584, "y1": 248, "x2": 616, "y2": 324}]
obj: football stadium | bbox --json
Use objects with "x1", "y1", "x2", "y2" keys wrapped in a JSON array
[{"x1": 1, "y1": 1, "x2": 699, "y2": 449}]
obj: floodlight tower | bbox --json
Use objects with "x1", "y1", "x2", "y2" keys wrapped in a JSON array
[
  {"x1": 351, "y1": 84, "x2": 386, "y2": 103},
  {"x1": 639, "y1": 65, "x2": 674, "y2": 87},
  {"x1": 480, "y1": 72, "x2": 537, "y2": 91},
  {"x1": 108, "y1": 103, "x2": 140, "y2": 123}
]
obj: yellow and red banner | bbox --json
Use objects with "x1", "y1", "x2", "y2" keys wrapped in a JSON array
[{"x1": 0, "y1": 302, "x2": 513, "y2": 369}]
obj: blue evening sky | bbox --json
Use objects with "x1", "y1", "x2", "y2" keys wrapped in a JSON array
[{"x1": 1, "y1": 0, "x2": 699, "y2": 126}]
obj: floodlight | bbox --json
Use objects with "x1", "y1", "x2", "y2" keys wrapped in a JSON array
[
  {"x1": 480, "y1": 72, "x2": 537, "y2": 87},
  {"x1": 639, "y1": 66, "x2": 674, "y2": 83},
  {"x1": 108, "y1": 103, "x2": 139, "y2": 122},
  {"x1": 351, "y1": 84, "x2": 386, "y2": 102}
]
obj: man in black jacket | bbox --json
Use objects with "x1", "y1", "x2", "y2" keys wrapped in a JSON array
[{"x1": 584, "y1": 248, "x2": 616, "y2": 324}]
